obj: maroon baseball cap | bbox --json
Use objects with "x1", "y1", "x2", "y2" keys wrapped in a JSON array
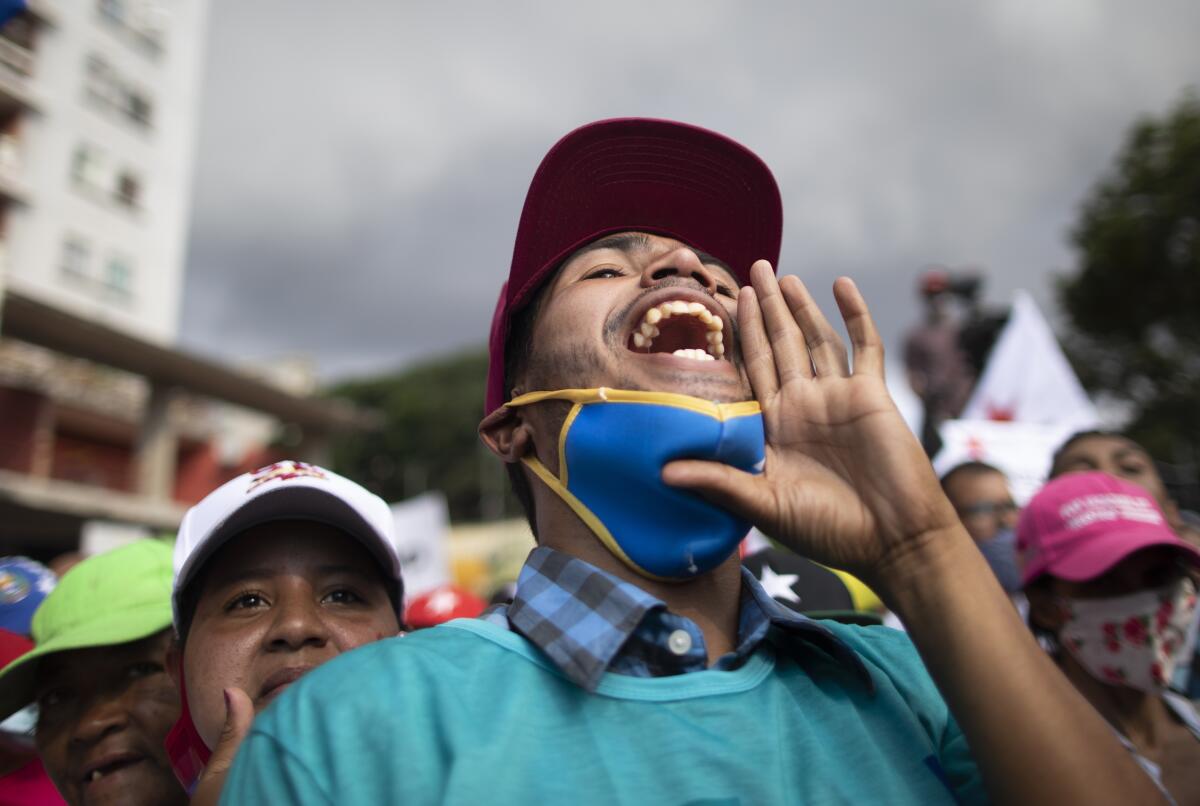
[
  {"x1": 485, "y1": 117, "x2": 783, "y2": 412},
  {"x1": 1017, "y1": 471, "x2": 1200, "y2": 586}
]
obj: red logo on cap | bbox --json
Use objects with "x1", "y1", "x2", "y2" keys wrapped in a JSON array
[{"x1": 247, "y1": 461, "x2": 327, "y2": 493}]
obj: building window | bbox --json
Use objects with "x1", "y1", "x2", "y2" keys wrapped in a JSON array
[
  {"x1": 84, "y1": 53, "x2": 154, "y2": 129},
  {"x1": 105, "y1": 255, "x2": 133, "y2": 298},
  {"x1": 60, "y1": 237, "x2": 90, "y2": 279},
  {"x1": 97, "y1": 0, "x2": 165, "y2": 58},
  {"x1": 126, "y1": 92, "x2": 151, "y2": 125},
  {"x1": 98, "y1": 0, "x2": 125, "y2": 25},
  {"x1": 70, "y1": 144, "x2": 107, "y2": 190},
  {"x1": 114, "y1": 170, "x2": 140, "y2": 208}
]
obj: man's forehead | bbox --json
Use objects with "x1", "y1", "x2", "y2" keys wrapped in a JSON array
[
  {"x1": 37, "y1": 632, "x2": 166, "y2": 679},
  {"x1": 1067, "y1": 436, "x2": 1148, "y2": 460},
  {"x1": 947, "y1": 468, "x2": 1008, "y2": 494}
]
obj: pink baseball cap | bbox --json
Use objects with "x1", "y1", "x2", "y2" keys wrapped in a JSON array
[
  {"x1": 485, "y1": 117, "x2": 783, "y2": 413},
  {"x1": 1017, "y1": 471, "x2": 1200, "y2": 586}
]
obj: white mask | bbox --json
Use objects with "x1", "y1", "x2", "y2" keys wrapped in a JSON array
[{"x1": 1059, "y1": 577, "x2": 1198, "y2": 692}]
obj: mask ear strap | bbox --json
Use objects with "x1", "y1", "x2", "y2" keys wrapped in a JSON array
[{"x1": 519, "y1": 453, "x2": 656, "y2": 579}]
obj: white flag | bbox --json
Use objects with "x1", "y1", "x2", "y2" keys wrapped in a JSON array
[
  {"x1": 390, "y1": 492, "x2": 451, "y2": 602},
  {"x1": 933, "y1": 420, "x2": 1083, "y2": 505},
  {"x1": 959, "y1": 290, "x2": 1098, "y2": 428}
]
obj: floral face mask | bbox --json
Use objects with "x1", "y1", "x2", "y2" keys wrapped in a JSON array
[{"x1": 1058, "y1": 576, "x2": 1198, "y2": 692}]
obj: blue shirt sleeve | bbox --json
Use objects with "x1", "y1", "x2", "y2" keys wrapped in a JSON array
[{"x1": 221, "y1": 728, "x2": 334, "y2": 806}]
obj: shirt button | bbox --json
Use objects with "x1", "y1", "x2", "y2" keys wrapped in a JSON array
[{"x1": 667, "y1": 629, "x2": 693, "y2": 655}]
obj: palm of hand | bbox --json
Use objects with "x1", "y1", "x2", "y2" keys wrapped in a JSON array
[
  {"x1": 758, "y1": 371, "x2": 948, "y2": 576},
  {"x1": 663, "y1": 263, "x2": 957, "y2": 581}
]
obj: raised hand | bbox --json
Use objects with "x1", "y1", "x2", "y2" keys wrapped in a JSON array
[
  {"x1": 662, "y1": 260, "x2": 961, "y2": 587},
  {"x1": 189, "y1": 687, "x2": 254, "y2": 806}
]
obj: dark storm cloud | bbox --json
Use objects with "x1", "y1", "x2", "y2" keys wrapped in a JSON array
[{"x1": 179, "y1": 1, "x2": 1200, "y2": 381}]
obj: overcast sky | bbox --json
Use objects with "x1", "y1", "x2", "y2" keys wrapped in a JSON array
[{"x1": 178, "y1": 1, "x2": 1200, "y2": 384}]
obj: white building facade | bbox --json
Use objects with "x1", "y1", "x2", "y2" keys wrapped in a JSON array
[{"x1": 2, "y1": 0, "x2": 207, "y2": 343}]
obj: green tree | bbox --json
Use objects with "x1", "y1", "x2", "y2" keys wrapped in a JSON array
[
  {"x1": 1060, "y1": 89, "x2": 1200, "y2": 482},
  {"x1": 326, "y1": 349, "x2": 515, "y2": 522}
]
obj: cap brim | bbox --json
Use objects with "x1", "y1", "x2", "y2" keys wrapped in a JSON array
[
  {"x1": 0, "y1": 604, "x2": 172, "y2": 720},
  {"x1": 1038, "y1": 527, "x2": 1200, "y2": 583}
]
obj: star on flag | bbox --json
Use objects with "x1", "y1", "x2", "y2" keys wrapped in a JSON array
[{"x1": 757, "y1": 565, "x2": 801, "y2": 604}]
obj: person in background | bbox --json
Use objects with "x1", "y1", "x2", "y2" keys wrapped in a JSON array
[
  {"x1": 903, "y1": 269, "x2": 974, "y2": 454},
  {"x1": 167, "y1": 460, "x2": 405, "y2": 803},
  {"x1": 941, "y1": 462, "x2": 1023, "y2": 595},
  {"x1": 1020, "y1": 471, "x2": 1200, "y2": 801},
  {"x1": 0, "y1": 630, "x2": 62, "y2": 805},
  {"x1": 0, "y1": 557, "x2": 60, "y2": 804},
  {"x1": 1051, "y1": 430, "x2": 1200, "y2": 698},
  {"x1": 1052, "y1": 430, "x2": 1200, "y2": 548},
  {"x1": 0, "y1": 541, "x2": 185, "y2": 806}
]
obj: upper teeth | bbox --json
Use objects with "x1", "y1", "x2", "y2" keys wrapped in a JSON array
[{"x1": 634, "y1": 300, "x2": 725, "y2": 359}]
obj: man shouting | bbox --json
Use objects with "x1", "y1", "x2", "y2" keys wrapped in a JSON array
[{"x1": 223, "y1": 119, "x2": 1163, "y2": 804}]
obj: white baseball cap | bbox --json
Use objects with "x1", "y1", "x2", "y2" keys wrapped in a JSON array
[{"x1": 173, "y1": 460, "x2": 403, "y2": 632}]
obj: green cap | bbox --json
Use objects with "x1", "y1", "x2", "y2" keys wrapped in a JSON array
[{"x1": 0, "y1": 539, "x2": 174, "y2": 720}]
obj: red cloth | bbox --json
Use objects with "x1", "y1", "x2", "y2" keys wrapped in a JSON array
[
  {"x1": 405, "y1": 585, "x2": 487, "y2": 629},
  {"x1": 0, "y1": 757, "x2": 65, "y2": 805}
]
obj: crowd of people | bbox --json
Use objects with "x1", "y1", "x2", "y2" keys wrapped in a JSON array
[{"x1": 0, "y1": 118, "x2": 1194, "y2": 804}]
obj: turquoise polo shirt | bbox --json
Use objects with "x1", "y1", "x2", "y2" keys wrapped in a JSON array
[{"x1": 222, "y1": 618, "x2": 985, "y2": 804}]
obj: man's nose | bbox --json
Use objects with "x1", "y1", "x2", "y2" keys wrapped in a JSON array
[
  {"x1": 641, "y1": 246, "x2": 721, "y2": 294},
  {"x1": 71, "y1": 693, "x2": 131, "y2": 747},
  {"x1": 264, "y1": 593, "x2": 331, "y2": 652},
  {"x1": 1000, "y1": 506, "x2": 1020, "y2": 531}
]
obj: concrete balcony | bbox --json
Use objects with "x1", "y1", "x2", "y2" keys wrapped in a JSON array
[
  {"x1": 0, "y1": 37, "x2": 35, "y2": 113},
  {"x1": 24, "y1": 0, "x2": 60, "y2": 27},
  {"x1": 0, "y1": 133, "x2": 29, "y2": 203}
]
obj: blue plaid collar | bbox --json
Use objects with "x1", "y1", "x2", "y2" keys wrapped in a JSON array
[{"x1": 485, "y1": 547, "x2": 872, "y2": 692}]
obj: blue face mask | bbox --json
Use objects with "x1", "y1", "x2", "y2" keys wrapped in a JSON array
[
  {"x1": 978, "y1": 527, "x2": 1021, "y2": 593},
  {"x1": 506, "y1": 388, "x2": 765, "y2": 580}
]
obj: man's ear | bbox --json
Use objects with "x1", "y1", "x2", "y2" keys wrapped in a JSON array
[{"x1": 479, "y1": 405, "x2": 534, "y2": 463}]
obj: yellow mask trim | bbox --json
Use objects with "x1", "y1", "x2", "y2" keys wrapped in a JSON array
[
  {"x1": 508, "y1": 388, "x2": 761, "y2": 422},
  {"x1": 557, "y1": 402, "x2": 583, "y2": 488},
  {"x1": 518, "y1": 454, "x2": 675, "y2": 584}
]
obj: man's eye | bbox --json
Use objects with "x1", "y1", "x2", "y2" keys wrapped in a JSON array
[
  {"x1": 323, "y1": 588, "x2": 363, "y2": 605},
  {"x1": 37, "y1": 688, "x2": 67, "y2": 710},
  {"x1": 715, "y1": 283, "x2": 735, "y2": 298},
  {"x1": 227, "y1": 592, "x2": 268, "y2": 611},
  {"x1": 584, "y1": 267, "x2": 622, "y2": 279},
  {"x1": 127, "y1": 661, "x2": 163, "y2": 679}
]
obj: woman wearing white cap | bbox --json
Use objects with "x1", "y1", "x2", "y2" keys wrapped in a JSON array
[{"x1": 164, "y1": 461, "x2": 405, "y2": 801}]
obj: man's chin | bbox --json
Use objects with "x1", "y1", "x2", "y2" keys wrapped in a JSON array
[{"x1": 617, "y1": 353, "x2": 752, "y2": 403}]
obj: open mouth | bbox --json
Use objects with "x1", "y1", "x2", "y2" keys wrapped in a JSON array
[
  {"x1": 627, "y1": 299, "x2": 726, "y2": 362},
  {"x1": 81, "y1": 753, "x2": 143, "y2": 785}
]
